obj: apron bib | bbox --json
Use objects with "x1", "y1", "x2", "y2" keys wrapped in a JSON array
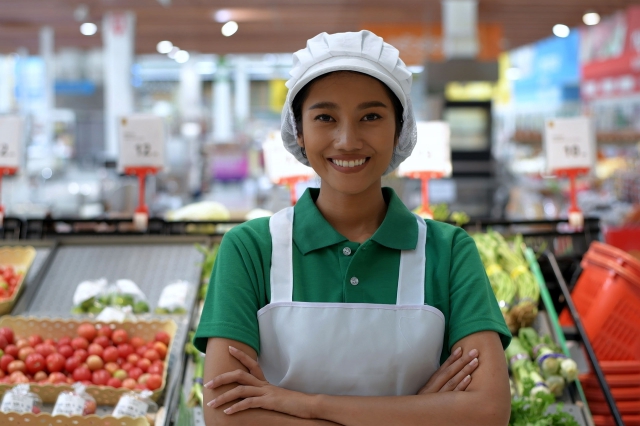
[{"x1": 258, "y1": 207, "x2": 445, "y2": 396}]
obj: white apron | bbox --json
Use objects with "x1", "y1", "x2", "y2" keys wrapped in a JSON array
[{"x1": 257, "y1": 207, "x2": 445, "y2": 396}]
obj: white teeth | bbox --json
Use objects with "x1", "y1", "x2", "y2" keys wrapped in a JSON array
[{"x1": 332, "y1": 158, "x2": 366, "y2": 168}]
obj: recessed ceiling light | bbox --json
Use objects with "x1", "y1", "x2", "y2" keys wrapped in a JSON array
[
  {"x1": 80, "y1": 22, "x2": 97, "y2": 36},
  {"x1": 552, "y1": 24, "x2": 570, "y2": 38},
  {"x1": 157, "y1": 41, "x2": 173, "y2": 54},
  {"x1": 214, "y1": 9, "x2": 232, "y2": 23},
  {"x1": 221, "y1": 21, "x2": 238, "y2": 37},
  {"x1": 175, "y1": 50, "x2": 190, "y2": 63},
  {"x1": 583, "y1": 12, "x2": 601, "y2": 26}
]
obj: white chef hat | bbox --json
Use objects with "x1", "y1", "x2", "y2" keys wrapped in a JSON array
[{"x1": 280, "y1": 30, "x2": 418, "y2": 175}]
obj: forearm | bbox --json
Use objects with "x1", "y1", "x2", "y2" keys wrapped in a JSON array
[
  {"x1": 205, "y1": 407, "x2": 342, "y2": 426},
  {"x1": 311, "y1": 391, "x2": 509, "y2": 426}
]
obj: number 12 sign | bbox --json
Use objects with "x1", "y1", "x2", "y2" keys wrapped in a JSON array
[
  {"x1": 544, "y1": 117, "x2": 595, "y2": 174},
  {"x1": 118, "y1": 115, "x2": 165, "y2": 172}
]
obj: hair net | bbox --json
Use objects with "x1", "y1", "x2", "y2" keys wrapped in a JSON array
[{"x1": 280, "y1": 30, "x2": 418, "y2": 175}]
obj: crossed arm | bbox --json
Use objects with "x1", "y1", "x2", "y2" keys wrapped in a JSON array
[{"x1": 202, "y1": 331, "x2": 511, "y2": 426}]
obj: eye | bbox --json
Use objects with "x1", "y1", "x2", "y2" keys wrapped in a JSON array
[
  {"x1": 362, "y1": 113, "x2": 381, "y2": 121},
  {"x1": 314, "y1": 114, "x2": 334, "y2": 122}
]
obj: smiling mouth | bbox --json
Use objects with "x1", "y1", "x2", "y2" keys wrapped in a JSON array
[{"x1": 329, "y1": 158, "x2": 370, "y2": 168}]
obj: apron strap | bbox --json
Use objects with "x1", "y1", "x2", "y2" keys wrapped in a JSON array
[
  {"x1": 269, "y1": 207, "x2": 295, "y2": 303},
  {"x1": 397, "y1": 214, "x2": 427, "y2": 305}
]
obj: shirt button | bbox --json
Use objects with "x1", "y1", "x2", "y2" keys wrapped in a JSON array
[
  {"x1": 342, "y1": 247, "x2": 352, "y2": 256},
  {"x1": 350, "y1": 277, "x2": 359, "y2": 286}
]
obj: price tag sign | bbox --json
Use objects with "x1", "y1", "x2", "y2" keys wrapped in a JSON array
[
  {"x1": 263, "y1": 131, "x2": 315, "y2": 184},
  {"x1": 118, "y1": 114, "x2": 165, "y2": 172},
  {"x1": 397, "y1": 121, "x2": 452, "y2": 177},
  {"x1": 0, "y1": 115, "x2": 24, "y2": 171},
  {"x1": 544, "y1": 117, "x2": 595, "y2": 173}
]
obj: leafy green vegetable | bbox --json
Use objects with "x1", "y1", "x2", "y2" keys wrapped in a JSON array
[
  {"x1": 196, "y1": 243, "x2": 220, "y2": 300},
  {"x1": 510, "y1": 396, "x2": 579, "y2": 426}
]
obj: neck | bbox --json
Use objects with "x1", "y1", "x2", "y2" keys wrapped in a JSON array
[{"x1": 315, "y1": 181, "x2": 387, "y2": 243}]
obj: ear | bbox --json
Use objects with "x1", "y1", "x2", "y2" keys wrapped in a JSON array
[{"x1": 296, "y1": 134, "x2": 304, "y2": 148}]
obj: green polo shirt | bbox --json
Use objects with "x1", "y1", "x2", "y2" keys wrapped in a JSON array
[{"x1": 195, "y1": 188, "x2": 511, "y2": 364}]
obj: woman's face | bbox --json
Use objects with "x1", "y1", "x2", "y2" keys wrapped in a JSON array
[{"x1": 297, "y1": 72, "x2": 397, "y2": 196}]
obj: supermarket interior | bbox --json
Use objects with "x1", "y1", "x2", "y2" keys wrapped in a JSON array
[{"x1": 0, "y1": 0, "x2": 640, "y2": 425}]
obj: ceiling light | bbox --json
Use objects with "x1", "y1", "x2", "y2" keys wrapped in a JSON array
[
  {"x1": 168, "y1": 46, "x2": 179, "y2": 59},
  {"x1": 552, "y1": 24, "x2": 570, "y2": 38},
  {"x1": 157, "y1": 41, "x2": 173, "y2": 54},
  {"x1": 214, "y1": 9, "x2": 232, "y2": 23},
  {"x1": 505, "y1": 67, "x2": 522, "y2": 80},
  {"x1": 175, "y1": 50, "x2": 190, "y2": 63},
  {"x1": 583, "y1": 12, "x2": 601, "y2": 26},
  {"x1": 80, "y1": 22, "x2": 98, "y2": 36},
  {"x1": 221, "y1": 21, "x2": 238, "y2": 37}
]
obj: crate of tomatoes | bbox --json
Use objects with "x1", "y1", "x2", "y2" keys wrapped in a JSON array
[
  {"x1": 0, "y1": 246, "x2": 36, "y2": 315},
  {"x1": 0, "y1": 316, "x2": 176, "y2": 405}
]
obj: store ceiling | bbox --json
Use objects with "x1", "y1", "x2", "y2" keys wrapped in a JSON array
[{"x1": 0, "y1": 0, "x2": 637, "y2": 55}]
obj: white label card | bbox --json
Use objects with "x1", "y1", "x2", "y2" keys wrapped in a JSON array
[
  {"x1": 0, "y1": 116, "x2": 24, "y2": 169},
  {"x1": 263, "y1": 131, "x2": 315, "y2": 184},
  {"x1": 118, "y1": 114, "x2": 165, "y2": 171},
  {"x1": 113, "y1": 395, "x2": 149, "y2": 418},
  {"x1": 544, "y1": 117, "x2": 595, "y2": 173},
  {"x1": 1, "y1": 393, "x2": 34, "y2": 414},
  {"x1": 398, "y1": 121, "x2": 452, "y2": 177},
  {"x1": 52, "y1": 393, "x2": 86, "y2": 416}
]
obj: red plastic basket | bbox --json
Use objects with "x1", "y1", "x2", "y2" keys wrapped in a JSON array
[
  {"x1": 559, "y1": 242, "x2": 640, "y2": 360},
  {"x1": 593, "y1": 414, "x2": 640, "y2": 426},
  {"x1": 603, "y1": 226, "x2": 640, "y2": 259}
]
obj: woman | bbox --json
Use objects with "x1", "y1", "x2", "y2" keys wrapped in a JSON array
[{"x1": 195, "y1": 30, "x2": 512, "y2": 425}]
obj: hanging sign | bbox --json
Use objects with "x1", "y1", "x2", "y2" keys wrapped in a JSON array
[
  {"x1": 263, "y1": 131, "x2": 314, "y2": 184},
  {"x1": 398, "y1": 121, "x2": 452, "y2": 178},
  {"x1": 118, "y1": 114, "x2": 165, "y2": 173},
  {"x1": 544, "y1": 117, "x2": 595, "y2": 174},
  {"x1": 0, "y1": 116, "x2": 23, "y2": 173}
]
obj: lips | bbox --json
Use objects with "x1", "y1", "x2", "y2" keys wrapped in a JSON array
[{"x1": 327, "y1": 157, "x2": 370, "y2": 174}]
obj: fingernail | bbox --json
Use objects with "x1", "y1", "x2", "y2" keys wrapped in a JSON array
[
  {"x1": 229, "y1": 346, "x2": 237, "y2": 352},
  {"x1": 453, "y1": 347, "x2": 462, "y2": 356},
  {"x1": 469, "y1": 349, "x2": 478, "y2": 358},
  {"x1": 204, "y1": 380, "x2": 214, "y2": 388},
  {"x1": 469, "y1": 358, "x2": 478, "y2": 366},
  {"x1": 464, "y1": 375, "x2": 471, "y2": 382},
  {"x1": 224, "y1": 408, "x2": 231, "y2": 414},
  {"x1": 207, "y1": 399, "x2": 216, "y2": 407}
]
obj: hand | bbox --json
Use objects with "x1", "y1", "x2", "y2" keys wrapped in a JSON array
[
  {"x1": 417, "y1": 347, "x2": 479, "y2": 394},
  {"x1": 205, "y1": 346, "x2": 315, "y2": 418}
]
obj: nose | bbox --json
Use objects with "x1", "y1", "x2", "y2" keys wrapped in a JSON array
[{"x1": 333, "y1": 121, "x2": 363, "y2": 151}]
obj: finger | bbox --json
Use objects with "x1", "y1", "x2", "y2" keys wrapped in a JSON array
[
  {"x1": 207, "y1": 385, "x2": 263, "y2": 408},
  {"x1": 223, "y1": 397, "x2": 262, "y2": 415},
  {"x1": 420, "y1": 348, "x2": 478, "y2": 393},
  {"x1": 439, "y1": 357, "x2": 479, "y2": 392},
  {"x1": 440, "y1": 347, "x2": 463, "y2": 370},
  {"x1": 229, "y1": 346, "x2": 267, "y2": 381},
  {"x1": 454, "y1": 375, "x2": 472, "y2": 391},
  {"x1": 206, "y1": 369, "x2": 263, "y2": 389}
]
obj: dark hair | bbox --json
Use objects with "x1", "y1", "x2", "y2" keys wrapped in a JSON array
[{"x1": 291, "y1": 71, "x2": 404, "y2": 141}]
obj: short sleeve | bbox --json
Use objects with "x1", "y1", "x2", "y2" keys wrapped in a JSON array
[
  {"x1": 193, "y1": 219, "x2": 271, "y2": 354},
  {"x1": 447, "y1": 231, "x2": 512, "y2": 350}
]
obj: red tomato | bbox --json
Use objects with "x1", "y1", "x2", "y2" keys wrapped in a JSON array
[
  {"x1": 33, "y1": 370, "x2": 48, "y2": 381},
  {"x1": 72, "y1": 366, "x2": 92, "y2": 382},
  {"x1": 9, "y1": 371, "x2": 28, "y2": 384},
  {"x1": 107, "y1": 377, "x2": 122, "y2": 388},
  {"x1": 7, "y1": 360, "x2": 26, "y2": 374},
  {"x1": 57, "y1": 345, "x2": 74, "y2": 359},
  {"x1": 35, "y1": 343, "x2": 56, "y2": 358},
  {"x1": 31, "y1": 406, "x2": 41, "y2": 415},
  {"x1": 57, "y1": 336, "x2": 72, "y2": 347},
  {"x1": 4, "y1": 344, "x2": 18, "y2": 358},
  {"x1": 128, "y1": 367, "x2": 143, "y2": 380},
  {"x1": 135, "y1": 346, "x2": 146, "y2": 356},
  {"x1": 102, "y1": 346, "x2": 119, "y2": 363},
  {"x1": 43, "y1": 338, "x2": 55, "y2": 346},
  {"x1": 46, "y1": 353, "x2": 66, "y2": 373},
  {"x1": 0, "y1": 354, "x2": 15, "y2": 372},
  {"x1": 48, "y1": 372, "x2": 67, "y2": 384},
  {"x1": 126, "y1": 354, "x2": 140, "y2": 365},
  {"x1": 73, "y1": 349, "x2": 88, "y2": 362},
  {"x1": 83, "y1": 399, "x2": 97, "y2": 415},
  {"x1": 112, "y1": 329, "x2": 128, "y2": 345},
  {"x1": 143, "y1": 349, "x2": 160, "y2": 362},
  {"x1": 154, "y1": 331, "x2": 171, "y2": 346},
  {"x1": 28, "y1": 335, "x2": 43, "y2": 347},
  {"x1": 130, "y1": 337, "x2": 145, "y2": 348},
  {"x1": 146, "y1": 374, "x2": 162, "y2": 391},
  {"x1": 0, "y1": 335, "x2": 8, "y2": 350},
  {"x1": 25, "y1": 353, "x2": 45, "y2": 374},
  {"x1": 18, "y1": 347, "x2": 35, "y2": 361},
  {"x1": 120, "y1": 362, "x2": 133, "y2": 372},
  {"x1": 153, "y1": 342, "x2": 168, "y2": 360},
  {"x1": 87, "y1": 343, "x2": 103, "y2": 357},
  {"x1": 93, "y1": 336, "x2": 111, "y2": 349},
  {"x1": 135, "y1": 383, "x2": 146, "y2": 390},
  {"x1": 96, "y1": 326, "x2": 113, "y2": 339},
  {"x1": 117, "y1": 344, "x2": 134, "y2": 359},
  {"x1": 86, "y1": 355, "x2": 104, "y2": 371},
  {"x1": 71, "y1": 337, "x2": 89, "y2": 351},
  {"x1": 147, "y1": 363, "x2": 163, "y2": 375},
  {"x1": 136, "y1": 358, "x2": 151, "y2": 372},
  {"x1": 77, "y1": 323, "x2": 97, "y2": 342},
  {"x1": 65, "y1": 356, "x2": 81, "y2": 373},
  {"x1": 122, "y1": 378, "x2": 137, "y2": 389},
  {"x1": 113, "y1": 369, "x2": 127, "y2": 380},
  {"x1": 104, "y1": 362, "x2": 119, "y2": 375},
  {"x1": 91, "y1": 369, "x2": 111, "y2": 386},
  {"x1": 138, "y1": 373, "x2": 150, "y2": 385},
  {"x1": 0, "y1": 327, "x2": 13, "y2": 344},
  {"x1": 15, "y1": 338, "x2": 29, "y2": 350}
]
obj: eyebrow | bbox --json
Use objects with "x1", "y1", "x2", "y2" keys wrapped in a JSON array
[{"x1": 307, "y1": 100, "x2": 389, "y2": 110}]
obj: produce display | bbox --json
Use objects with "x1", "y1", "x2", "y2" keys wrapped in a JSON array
[
  {"x1": 412, "y1": 204, "x2": 471, "y2": 226},
  {"x1": 113, "y1": 389, "x2": 158, "y2": 419},
  {"x1": 0, "y1": 383, "x2": 42, "y2": 414},
  {"x1": 72, "y1": 279, "x2": 150, "y2": 315},
  {"x1": 0, "y1": 265, "x2": 24, "y2": 301},
  {"x1": 473, "y1": 231, "x2": 540, "y2": 333},
  {"x1": 0, "y1": 323, "x2": 169, "y2": 392},
  {"x1": 154, "y1": 281, "x2": 190, "y2": 315},
  {"x1": 52, "y1": 383, "x2": 97, "y2": 416},
  {"x1": 195, "y1": 243, "x2": 219, "y2": 301}
]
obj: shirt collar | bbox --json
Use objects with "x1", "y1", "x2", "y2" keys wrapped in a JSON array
[{"x1": 293, "y1": 187, "x2": 418, "y2": 255}]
